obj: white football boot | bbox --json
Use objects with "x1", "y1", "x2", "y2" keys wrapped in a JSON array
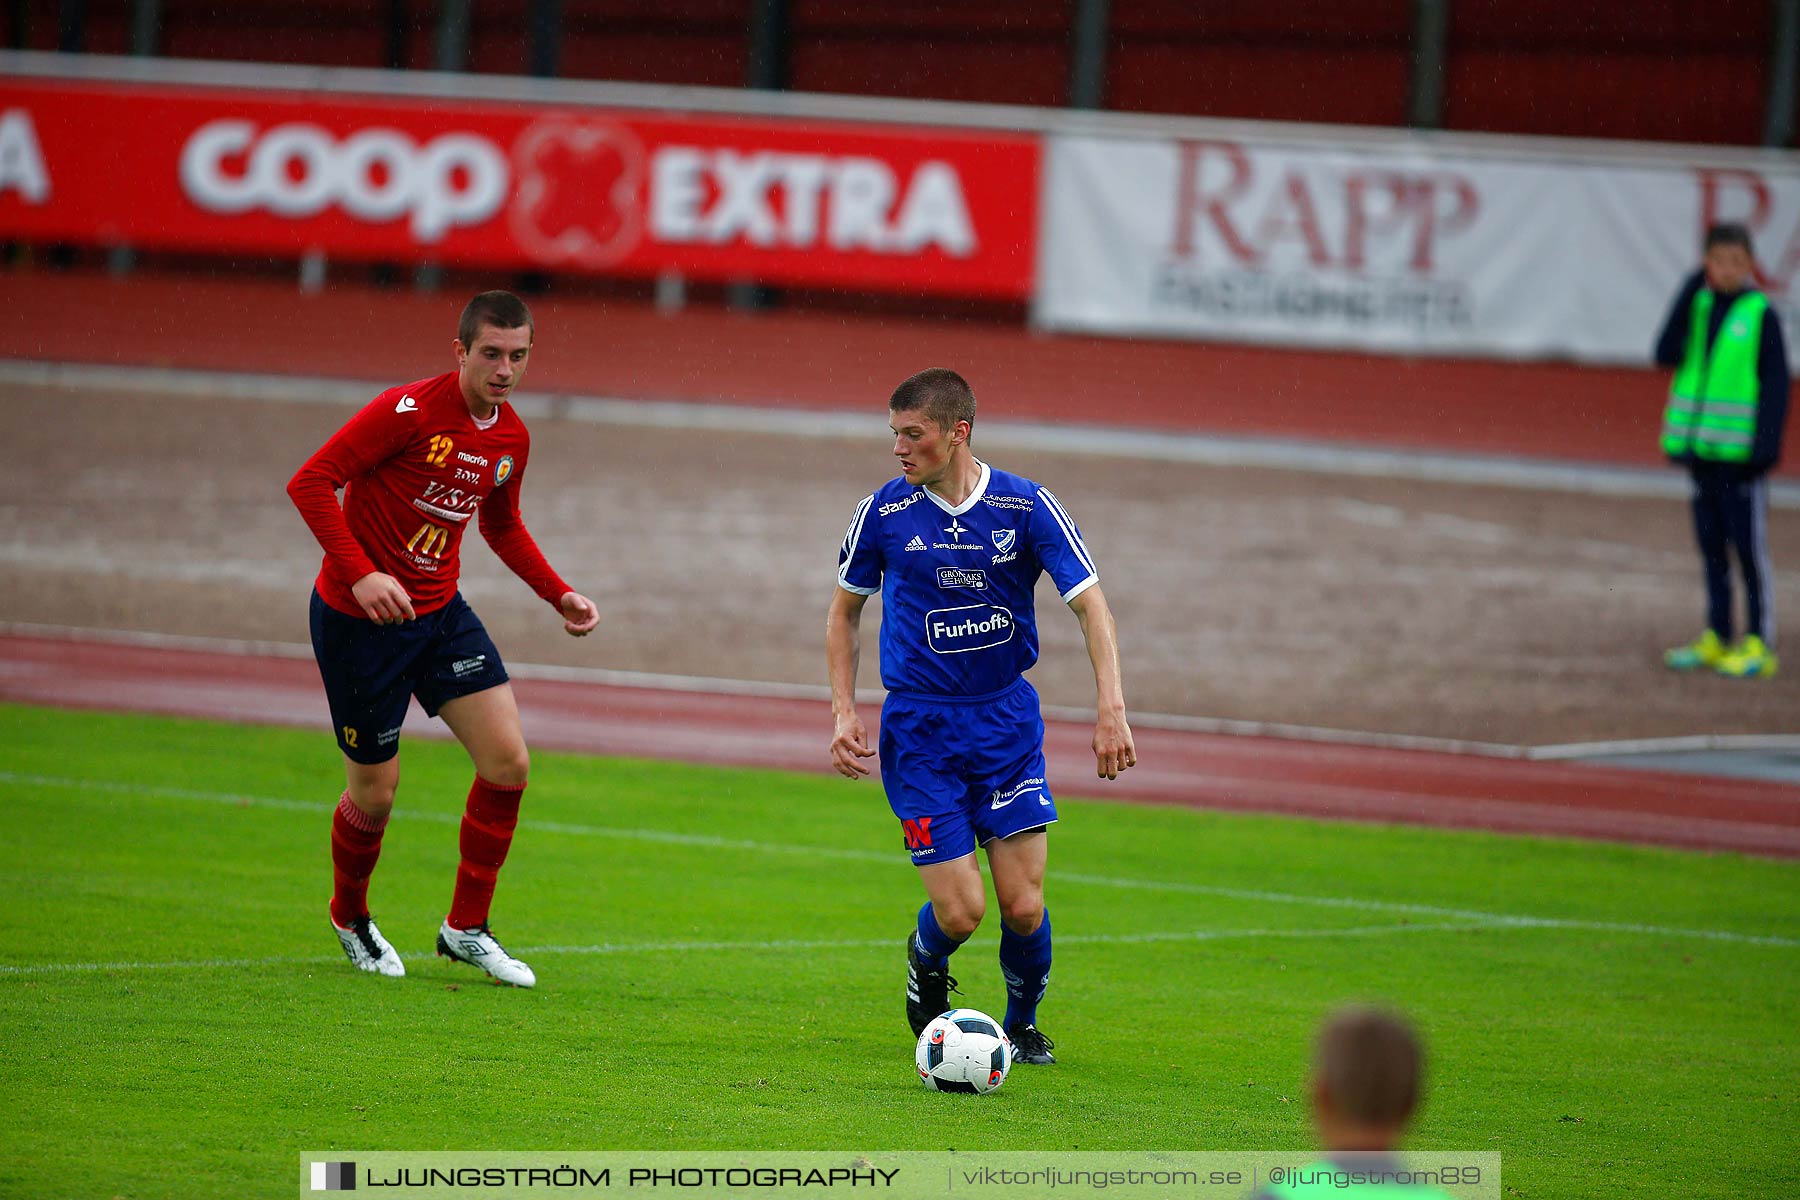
[
  {"x1": 436, "y1": 920, "x2": 537, "y2": 988},
  {"x1": 331, "y1": 909, "x2": 406, "y2": 977}
]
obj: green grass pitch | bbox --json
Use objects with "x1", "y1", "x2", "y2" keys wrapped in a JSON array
[{"x1": 2, "y1": 702, "x2": 1796, "y2": 1198}]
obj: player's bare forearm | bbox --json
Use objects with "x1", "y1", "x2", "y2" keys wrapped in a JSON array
[
  {"x1": 826, "y1": 586, "x2": 875, "y2": 778},
  {"x1": 1070, "y1": 585, "x2": 1137, "y2": 779},
  {"x1": 826, "y1": 587, "x2": 868, "y2": 714},
  {"x1": 1070, "y1": 586, "x2": 1127, "y2": 714}
]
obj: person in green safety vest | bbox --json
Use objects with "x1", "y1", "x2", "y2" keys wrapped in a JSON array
[
  {"x1": 1653, "y1": 223, "x2": 1790, "y2": 679},
  {"x1": 1249, "y1": 1007, "x2": 1458, "y2": 1200}
]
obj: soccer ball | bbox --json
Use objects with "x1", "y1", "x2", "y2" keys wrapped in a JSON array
[{"x1": 915, "y1": 1008, "x2": 1013, "y2": 1094}]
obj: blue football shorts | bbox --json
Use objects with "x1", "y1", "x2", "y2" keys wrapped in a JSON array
[
  {"x1": 309, "y1": 589, "x2": 510, "y2": 764},
  {"x1": 878, "y1": 678, "x2": 1058, "y2": 866}
]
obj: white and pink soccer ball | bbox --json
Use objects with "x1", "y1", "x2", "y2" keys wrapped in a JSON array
[{"x1": 915, "y1": 1008, "x2": 1013, "y2": 1094}]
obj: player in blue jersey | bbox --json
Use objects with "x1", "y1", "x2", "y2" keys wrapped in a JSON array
[{"x1": 826, "y1": 368, "x2": 1136, "y2": 1065}]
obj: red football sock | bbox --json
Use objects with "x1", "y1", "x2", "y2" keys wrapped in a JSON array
[
  {"x1": 447, "y1": 776, "x2": 526, "y2": 930},
  {"x1": 330, "y1": 791, "x2": 389, "y2": 926}
]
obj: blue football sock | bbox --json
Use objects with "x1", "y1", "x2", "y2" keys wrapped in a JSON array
[
  {"x1": 1000, "y1": 908, "x2": 1052, "y2": 1029},
  {"x1": 915, "y1": 902, "x2": 965, "y2": 970}
]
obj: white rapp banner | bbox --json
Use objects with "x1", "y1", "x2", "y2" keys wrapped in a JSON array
[{"x1": 1037, "y1": 133, "x2": 1800, "y2": 363}]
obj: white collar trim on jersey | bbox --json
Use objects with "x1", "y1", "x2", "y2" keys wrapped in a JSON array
[{"x1": 924, "y1": 460, "x2": 990, "y2": 517}]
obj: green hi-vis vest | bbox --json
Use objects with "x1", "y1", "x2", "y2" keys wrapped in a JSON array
[{"x1": 1662, "y1": 289, "x2": 1767, "y2": 463}]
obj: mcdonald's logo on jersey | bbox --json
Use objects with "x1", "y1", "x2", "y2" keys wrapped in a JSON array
[{"x1": 407, "y1": 521, "x2": 451, "y2": 558}]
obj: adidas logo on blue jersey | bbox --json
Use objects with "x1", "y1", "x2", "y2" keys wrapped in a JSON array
[{"x1": 905, "y1": 536, "x2": 927, "y2": 551}]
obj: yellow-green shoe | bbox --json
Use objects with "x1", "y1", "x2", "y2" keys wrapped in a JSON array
[
  {"x1": 1715, "y1": 635, "x2": 1779, "y2": 679},
  {"x1": 1664, "y1": 630, "x2": 1726, "y2": 671}
]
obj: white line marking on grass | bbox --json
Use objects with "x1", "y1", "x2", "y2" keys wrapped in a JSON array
[
  {"x1": 1056, "y1": 873, "x2": 1800, "y2": 947},
  {"x1": 0, "y1": 922, "x2": 1503, "y2": 977},
  {"x1": 1, "y1": 953, "x2": 338, "y2": 975},
  {"x1": 4, "y1": 770, "x2": 1796, "y2": 951}
]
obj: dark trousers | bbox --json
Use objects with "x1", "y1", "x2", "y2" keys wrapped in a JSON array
[{"x1": 1688, "y1": 463, "x2": 1775, "y2": 644}]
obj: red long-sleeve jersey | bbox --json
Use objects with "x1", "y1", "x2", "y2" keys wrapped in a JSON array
[{"x1": 288, "y1": 370, "x2": 572, "y2": 619}]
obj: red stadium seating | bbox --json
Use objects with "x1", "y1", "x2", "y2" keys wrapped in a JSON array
[
  {"x1": 1443, "y1": 0, "x2": 1772, "y2": 145},
  {"x1": 1, "y1": 0, "x2": 1785, "y2": 145},
  {"x1": 1107, "y1": 1, "x2": 1412, "y2": 127},
  {"x1": 159, "y1": 0, "x2": 416, "y2": 69},
  {"x1": 787, "y1": 0, "x2": 1070, "y2": 108},
  {"x1": 456, "y1": 0, "x2": 748, "y2": 84}
]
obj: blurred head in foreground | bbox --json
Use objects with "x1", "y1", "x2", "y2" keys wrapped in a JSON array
[{"x1": 1311, "y1": 1006, "x2": 1425, "y2": 1152}]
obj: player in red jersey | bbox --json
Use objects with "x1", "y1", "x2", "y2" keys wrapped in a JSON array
[{"x1": 288, "y1": 290, "x2": 598, "y2": 987}]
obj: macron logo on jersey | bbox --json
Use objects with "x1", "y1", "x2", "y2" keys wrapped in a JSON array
[{"x1": 394, "y1": 393, "x2": 418, "y2": 413}]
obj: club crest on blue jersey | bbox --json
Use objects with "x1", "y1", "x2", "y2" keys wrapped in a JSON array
[
  {"x1": 495, "y1": 455, "x2": 514, "y2": 485},
  {"x1": 991, "y1": 529, "x2": 1016, "y2": 555}
]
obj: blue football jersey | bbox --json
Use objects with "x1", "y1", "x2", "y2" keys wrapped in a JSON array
[{"x1": 836, "y1": 461, "x2": 1099, "y2": 698}]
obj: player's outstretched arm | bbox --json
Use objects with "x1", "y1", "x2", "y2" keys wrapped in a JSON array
[
  {"x1": 558, "y1": 591, "x2": 600, "y2": 637},
  {"x1": 826, "y1": 586, "x2": 876, "y2": 779},
  {"x1": 1070, "y1": 585, "x2": 1137, "y2": 780}
]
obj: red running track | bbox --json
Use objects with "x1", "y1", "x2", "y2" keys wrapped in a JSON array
[
  {"x1": 9, "y1": 268, "x2": 1795, "y2": 473},
  {"x1": 4, "y1": 634, "x2": 1797, "y2": 859}
]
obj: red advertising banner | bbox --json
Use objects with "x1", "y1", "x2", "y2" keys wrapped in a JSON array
[{"x1": 0, "y1": 78, "x2": 1037, "y2": 298}]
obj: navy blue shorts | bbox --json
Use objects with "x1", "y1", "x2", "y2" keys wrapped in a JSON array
[
  {"x1": 879, "y1": 678, "x2": 1058, "y2": 866},
  {"x1": 309, "y1": 589, "x2": 510, "y2": 764}
]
